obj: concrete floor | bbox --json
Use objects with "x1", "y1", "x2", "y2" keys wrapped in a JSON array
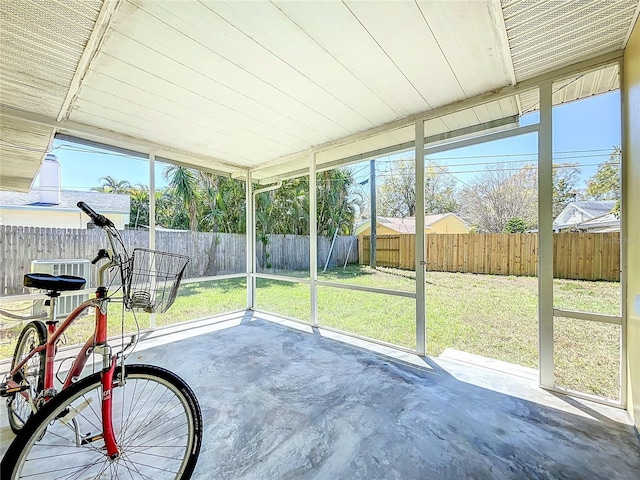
[{"x1": 2, "y1": 311, "x2": 640, "y2": 479}]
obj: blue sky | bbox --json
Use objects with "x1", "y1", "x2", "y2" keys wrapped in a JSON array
[
  {"x1": 48, "y1": 142, "x2": 170, "y2": 191},
  {"x1": 48, "y1": 91, "x2": 620, "y2": 192}
]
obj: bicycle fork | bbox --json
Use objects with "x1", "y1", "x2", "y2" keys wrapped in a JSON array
[
  {"x1": 100, "y1": 353, "x2": 119, "y2": 459},
  {"x1": 62, "y1": 290, "x2": 121, "y2": 459},
  {"x1": 60, "y1": 348, "x2": 120, "y2": 459},
  {"x1": 92, "y1": 287, "x2": 120, "y2": 459}
]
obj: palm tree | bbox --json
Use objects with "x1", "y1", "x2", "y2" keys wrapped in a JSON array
[
  {"x1": 165, "y1": 166, "x2": 200, "y2": 232},
  {"x1": 91, "y1": 176, "x2": 131, "y2": 194}
]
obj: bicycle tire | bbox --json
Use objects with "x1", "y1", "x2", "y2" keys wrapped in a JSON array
[
  {"x1": 7, "y1": 320, "x2": 47, "y2": 433},
  {"x1": 1, "y1": 364, "x2": 203, "y2": 480}
]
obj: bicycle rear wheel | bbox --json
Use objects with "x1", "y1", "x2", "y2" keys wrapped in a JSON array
[
  {"x1": 7, "y1": 320, "x2": 46, "y2": 433},
  {"x1": 1, "y1": 364, "x2": 202, "y2": 480}
]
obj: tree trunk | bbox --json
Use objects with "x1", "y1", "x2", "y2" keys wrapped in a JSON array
[{"x1": 205, "y1": 232, "x2": 218, "y2": 276}]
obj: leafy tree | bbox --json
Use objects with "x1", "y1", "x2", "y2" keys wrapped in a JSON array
[
  {"x1": 585, "y1": 146, "x2": 621, "y2": 201},
  {"x1": 378, "y1": 159, "x2": 416, "y2": 217},
  {"x1": 552, "y1": 163, "x2": 581, "y2": 218},
  {"x1": 611, "y1": 199, "x2": 620, "y2": 219},
  {"x1": 163, "y1": 168, "x2": 249, "y2": 274},
  {"x1": 377, "y1": 159, "x2": 459, "y2": 217},
  {"x1": 424, "y1": 163, "x2": 459, "y2": 215},
  {"x1": 317, "y1": 169, "x2": 357, "y2": 237},
  {"x1": 129, "y1": 184, "x2": 149, "y2": 229},
  {"x1": 155, "y1": 189, "x2": 189, "y2": 230},
  {"x1": 459, "y1": 164, "x2": 537, "y2": 233},
  {"x1": 120, "y1": 165, "x2": 357, "y2": 270},
  {"x1": 213, "y1": 178, "x2": 246, "y2": 234},
  {"x1": 255, "y1": 168, "x2": 357, "y2": 237},
  {"x1": 503, "y1": 217, "x2": 527, "y2": 233}
]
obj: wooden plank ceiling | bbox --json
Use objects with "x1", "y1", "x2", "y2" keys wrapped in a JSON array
[{"x1": 1, "y1": 0, "x2": 638, "y2": 189}]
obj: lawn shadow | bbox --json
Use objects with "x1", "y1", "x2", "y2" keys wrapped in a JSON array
[
  {"x1": 255, "y1": 278, "x2": 307, "y2": 289},
  {"x1": 319, "y1": 265, "x2": 390, "y2": 281},
  {"x1": 177, "y1": 277, "x2": 246, "y2": 298}
]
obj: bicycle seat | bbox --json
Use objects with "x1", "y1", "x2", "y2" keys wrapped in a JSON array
[{"x1": 24, "y1": 273, "x2": 86, "y2": 292}]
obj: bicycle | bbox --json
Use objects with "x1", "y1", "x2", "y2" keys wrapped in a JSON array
[{"x1": 1, "y1": 202, "x2": 202, "y2": 480}]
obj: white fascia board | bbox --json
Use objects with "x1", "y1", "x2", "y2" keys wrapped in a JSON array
[
  {"x1": 256, "y1": 115, "x2": 520, "y2": 183},
  {"x1": 623, "y1": 2, "x2": 640, "y2": 48},
  {"x1": 0, "y1": 106, "x2": 245, "y2": 176}
]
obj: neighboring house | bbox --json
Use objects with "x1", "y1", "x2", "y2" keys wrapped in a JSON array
[
  {"x1": 355, "y1": 214, "x2": 470, "y2": 236},
  {"x1": 553, "y1": 200, "x2": 618, "y2": 232},
  {"x1": 575, "y1": 212, "x2": 620, "y2": 233},
  {"x1": 0, "y1": 155, "x2": 130, "y2": 229}
]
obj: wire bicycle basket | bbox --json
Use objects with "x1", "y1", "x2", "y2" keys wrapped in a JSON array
[{"x1": 124, "y1": 249, "x2": 189, "y2": 313}]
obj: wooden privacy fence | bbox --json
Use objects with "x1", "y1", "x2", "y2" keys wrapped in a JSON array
[
  {"x1": 359, "y1": 232, "x2": 621, "y2": 281},
  {"x1": 255, "y1": 233, "x2": 358, "y2": 272},
  {"x1": 0, "y1": 226, "x2": 358, "y2": 295}
]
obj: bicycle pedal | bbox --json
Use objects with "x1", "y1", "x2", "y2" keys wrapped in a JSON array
[
  {"x1": 0, "y1": 381, "x2": 28, "y2": 397},
  {"x1": 81, "y1": 434, "x2": 104, "y2": 445}
]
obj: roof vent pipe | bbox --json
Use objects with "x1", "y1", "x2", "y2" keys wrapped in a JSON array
[{"x1": 39, "y1": 154, "x2": 61, "y2": 205}]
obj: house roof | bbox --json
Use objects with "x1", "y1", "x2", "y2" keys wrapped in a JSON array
[
  {"x1": 379, "y1": 217, "x2": 418, "y2": 235},
  {"x1": 0, "y1": 189, "x2": 130, "y2": 214},
  {"x1": 571, "y1": 200, "x2": 617, "y2": 218},
  {"x1": 0, "y1": 0, "x2": 637, "y2": 191},
  {"x1": 359, "y1": 214, "x2": 465, "y2": 234},
  {"x1": 577, "y1": 212, "x2": 620, "y2": 231},
  {"x1": 553, "y1": 200, "x2": 617, "y2": 229}
]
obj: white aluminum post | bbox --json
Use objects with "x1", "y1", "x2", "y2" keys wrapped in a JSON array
[
  {"x1": 619, "y1": 57, "x2": 627, "y2": 407},
  {"x1": 538, "y1": 81, "x2": 554, "y2": 388},
  {"x1": 310, "y1": 153, "x2": 318, "y2": 325},
  {"x1": 415, "y1": 120, "x2": 426, "y2": 356},
  {"x1": 246, "y1": 171, "x2": 255, "y2": 309},
  {"x1": 149, "y1": 151, "x2": 156, "y2": 329},
  {"x1": 251, "y1": 181, "x2": 281, "y2": 309},
  {"x1": 370, "y1": 159, "x2": 377, "y2": 268}
]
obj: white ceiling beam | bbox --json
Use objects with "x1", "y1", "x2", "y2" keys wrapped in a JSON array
[
  {"x1": 57, "y1": 0, "x2": 123, "y2": 122},
  {"x1": 423, "y1": 123, "x2": 538, "y2": 156},
  {"x1": 486, "y1": 0, "x2": 517, "y2": 87},
  {"x1": 1, "y1": 105, "x2": 246, "y2": 175},
  {"x1": 258, "y1": 115, "x2": 520, "y2": 184},
  {"x1": 486, "y1": 0, "x2": 520, "y2": 114},
  {"x1": 54, "y1": 133, "x2": 237, "y2": 178}
]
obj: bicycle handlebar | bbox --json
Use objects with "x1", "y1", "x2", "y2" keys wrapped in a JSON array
[{"x1": 77, "y1": 202, "x2": 115, "y2": 229}]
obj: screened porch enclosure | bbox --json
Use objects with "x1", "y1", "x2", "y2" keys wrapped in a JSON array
[{"x1": 1, "y1": 0, "x2": 639, "y2": 460}]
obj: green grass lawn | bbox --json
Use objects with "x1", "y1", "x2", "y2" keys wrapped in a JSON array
[{"x1": 1, "y1": 267, "x2": 621, "y2": 400}]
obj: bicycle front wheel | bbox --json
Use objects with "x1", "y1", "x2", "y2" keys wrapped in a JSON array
[{"x1": 1, "y1": 364, "x2": 202, "y2": 480}]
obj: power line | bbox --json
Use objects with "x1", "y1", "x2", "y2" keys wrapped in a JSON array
[
  {"x1": 372, "y1": 148, "x2": 614, "y2": 162},
  {"x1": 421, "y1": 153, "x2": 610, "y2": 169},
  {"x1": 425, "y1": 158, "x2": 471, "y2": 187},
  {"x1": 372, "y1": 162, "x2": 606, "y2": 178}
]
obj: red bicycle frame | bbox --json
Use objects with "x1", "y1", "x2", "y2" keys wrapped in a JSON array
[{"x1": 8, "y1": 285, "x2": 120, "y2": 457}]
